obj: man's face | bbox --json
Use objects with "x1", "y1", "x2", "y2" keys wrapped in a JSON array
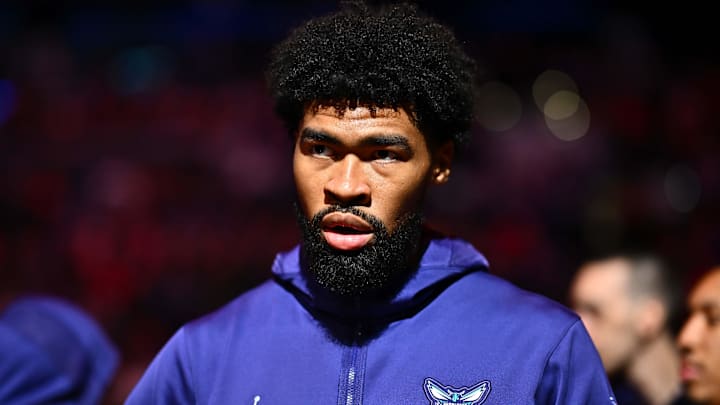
[
  {"x1": 677, "y1": 269, "x2": 720, "y2": 404},
  {"x1": 293, "y1": 105, "x2": 451, "y2": 295},
  {"x1": 570, "y1": 259, "x2": 643, "y2": 375}
]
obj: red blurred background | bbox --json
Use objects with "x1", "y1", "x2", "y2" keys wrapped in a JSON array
[{"x1": 1, "y1": 1, "x2": 718, "y2": 402}]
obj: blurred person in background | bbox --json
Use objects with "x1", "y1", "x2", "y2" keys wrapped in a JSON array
[
  {"x1": 675, "y1": 266, "x2": 720, "y2": 405},
  {"x1": 570, "y1": 254, "x2": 684, "y2": 405},
  {"x1": 0, "y1": 295, "x2": 119, "y2": 404},
  {"x1": 126, "y1": 1, "x2": 613, "y2": 404}
]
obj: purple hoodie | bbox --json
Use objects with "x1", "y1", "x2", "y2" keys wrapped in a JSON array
[{"x1": 127, "y1": 236, "x2": 615, "y2": 404}]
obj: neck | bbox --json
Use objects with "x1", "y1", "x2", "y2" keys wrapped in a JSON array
[{"x1": 626, "y1": 331, "x2": 681, "y2": 405}]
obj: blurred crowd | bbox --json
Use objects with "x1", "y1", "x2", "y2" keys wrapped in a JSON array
[{"x1": 1, "y1": 1, "x2": 718, "y2": 403}]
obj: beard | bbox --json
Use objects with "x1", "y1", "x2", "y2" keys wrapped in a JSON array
[{"x1": 295, "y1": 204, "x2": 424, "y2": 298}]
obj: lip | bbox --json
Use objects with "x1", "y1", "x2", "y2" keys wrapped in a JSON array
[
  {"x1": 321, "y1": 212, "x2": 373, "y2": 232},
  {"x1": 321, "y1": 212, "x2": 374, "y2": 251},
  {"x1": 680, "y1": 360, "x2": 702, "y2": 382}
]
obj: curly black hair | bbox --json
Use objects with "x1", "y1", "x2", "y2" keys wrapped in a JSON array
[{"x1": 267, "y1": 1, "x2": 477, "y2": 149}]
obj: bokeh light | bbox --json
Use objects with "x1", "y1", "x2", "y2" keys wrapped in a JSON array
[
  {"x1": 532, "y1": 69, "x2": 578, "y2": 112},
  {"x1": 543, "y1": 90, "x2": 580, "y2": 120},
  {"x1": 544, "y1": 92, "x2": 591, "y2": 141}
]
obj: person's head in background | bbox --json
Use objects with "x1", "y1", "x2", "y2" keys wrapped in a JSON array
[
  {"x1": 570, "y1": 253, "x2": 682, "y2": 405},
  {"x1": 0, "y1": 295, "x2": 118, "y2": 405},
  {"x1": 677, "y1": 267, "x2": 720, "y2": 405}
]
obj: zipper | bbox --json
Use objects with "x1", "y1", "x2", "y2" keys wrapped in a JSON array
[{"x1": 337, "y1": 325, "x2": 368, "y2": 405}]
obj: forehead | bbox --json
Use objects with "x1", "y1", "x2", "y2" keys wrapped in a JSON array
[
  {"x1": 576, "y1": 259, "x2": 630, "y2": 294},
  {"x1": 300, "y1": 106, "x2": 424, "y2": 141},
  {"x1": 689, "y1": 270, "x2": 720, "y2": 309}
]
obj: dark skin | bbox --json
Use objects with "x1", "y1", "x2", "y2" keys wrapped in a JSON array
[{"x1": 293, "y1": 105, "x2": 452, "y2": 254}]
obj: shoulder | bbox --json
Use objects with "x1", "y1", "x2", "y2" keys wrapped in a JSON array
[
  {"x1": 429, "y1": 270, "x2": 584, "y2": 355},
  {"x1": 420, "y1": 236, "x2": 577, "y2": 328},
  {"x1": 452, "y1": 270, "x2": 578, "y2": 324}
]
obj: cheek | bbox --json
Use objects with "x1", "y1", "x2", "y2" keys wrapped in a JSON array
[
  {"x1": 710, "y1": 330, "x2": 720, "y2": 364},
  {"x1": 293, "y1": 157, "x2": 322, "y2": 215},
  {"x1": 373, "y1": 176, "x2": 429, "y2": 220}
]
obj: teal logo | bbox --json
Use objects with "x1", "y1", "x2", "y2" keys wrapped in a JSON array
[{"x1": 423, "y1": 377, "x2": 490, "y2": 405}]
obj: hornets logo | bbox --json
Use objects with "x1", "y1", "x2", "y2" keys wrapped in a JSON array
[{"x1": 423, "y1": 377, "x2": 491, "y2": 405}]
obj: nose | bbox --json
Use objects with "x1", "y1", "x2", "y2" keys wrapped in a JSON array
[
  {"x1": 677, "y1": 313, "x2": 705, "y2": 351},
  {"x1": 324, "y1": 154, "x2": 371, "y2": 207}
]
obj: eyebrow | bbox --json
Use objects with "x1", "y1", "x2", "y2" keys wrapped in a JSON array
[
  {"x1": 698, "y1": 302, "x2": 720, "y2": 313},
  {"x1": 300, "y1": 128, "x2": 341, "y2": 145},
  {"x1": 300, "y1": 128, "x2": 412, "y2": 151},
  {"x1": 360, "y1": 134, "x2": 411, "y2": 150}
]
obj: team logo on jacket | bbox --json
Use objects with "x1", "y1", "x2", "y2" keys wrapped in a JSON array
[{"x1": 423, "y1": 377, "x2": 491, "y2": 405}]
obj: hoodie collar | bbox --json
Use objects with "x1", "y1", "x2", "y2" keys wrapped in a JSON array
[{"x1": 272, "y1": 236, "x2": 489, "y2": 321}]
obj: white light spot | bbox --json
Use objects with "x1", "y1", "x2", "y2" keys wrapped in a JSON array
[
  {"x1": 544, "y1": 92, "x2": 591, "y2": 141},
  {"x1": 532, "y1": 69, "x2": 578, "y2": 112},
  {"x1": 475, "y1": 81, "x2": 522, "y2": 132},
  {"x1": 544, "y1": 90, "x2": 580, "y2": 120},
  {"x1": 664, "y1": 164, "x2": 702, "y2": 213}
]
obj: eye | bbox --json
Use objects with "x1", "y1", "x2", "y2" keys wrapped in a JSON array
[
  {"x1": 707, "y1": 313, "x2": 720, "y2": 327},
  {"x1": 311, "y1": 144, "x2": 333, "y2": 157},
  {"x1": 373, "y1": 149, "x2": 397, "y2": 161}
]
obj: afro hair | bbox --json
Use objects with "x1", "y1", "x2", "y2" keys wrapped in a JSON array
[{"x1": 267, "y1": 1, "x2": 477, "y2": 149}]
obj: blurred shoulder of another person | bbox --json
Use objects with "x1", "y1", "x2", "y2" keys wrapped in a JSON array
[{"x1": 0, "y1": 295, "x2": 119, "y2": 405}]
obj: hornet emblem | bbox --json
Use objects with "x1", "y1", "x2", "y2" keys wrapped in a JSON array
[{"x1": 423, "y1": 377, "x2": 491, "y2": 405}]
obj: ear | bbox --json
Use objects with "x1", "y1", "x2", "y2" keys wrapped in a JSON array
[
  {"x1": 431, "y1": 140, "x2": 454, "y2": 185},
  {"x1": 637, "y1": 298, "x2": 666, "y2": 339}
]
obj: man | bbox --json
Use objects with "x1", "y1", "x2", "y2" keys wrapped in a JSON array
[
  {"x1": 570, "y1": 254, "x2": 683, "y2": 405},
  {"x1": 676, "y1": 267, "x2": 720, "y2": 405},
  {"x1": 127, "y1": 2, "x2": 613, "y2": 403}
]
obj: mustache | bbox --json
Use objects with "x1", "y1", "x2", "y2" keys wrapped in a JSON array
[
  {"x1": 311, "y1": 205, "x2": 385, "y2": 232},
  {"x1": 295, "y1": 201, "x2": 425, "y2": 297}
]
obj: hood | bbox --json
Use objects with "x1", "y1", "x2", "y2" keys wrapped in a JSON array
[{"x1": 272, "y1": 234, "x2": 489, "y2": 322}]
